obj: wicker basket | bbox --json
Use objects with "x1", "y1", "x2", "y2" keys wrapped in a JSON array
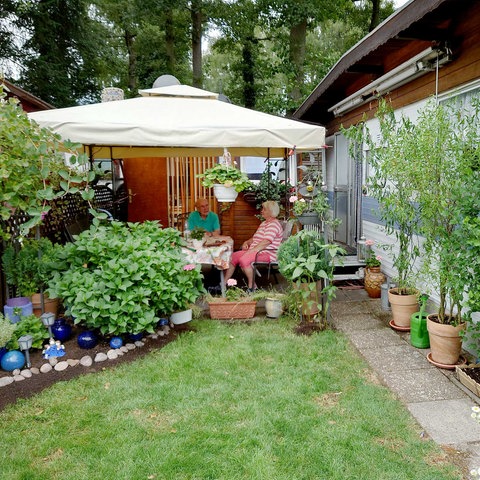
[{"x1": 208, "y1": 301, "x2": 257, "y2": 319}]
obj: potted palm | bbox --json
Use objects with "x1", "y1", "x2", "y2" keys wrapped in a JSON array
[{"x1": 277, "y1": 230, "x2": 345, "y2": 326}]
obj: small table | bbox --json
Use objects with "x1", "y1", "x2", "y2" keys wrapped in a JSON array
[{"x1": 182, "y1": 236, "x2": 234, "y2": 296}]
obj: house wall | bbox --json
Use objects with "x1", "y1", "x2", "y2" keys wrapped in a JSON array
[
  {"x1": 316, "y1": 3, "x2": 480, "y2": 301},
  {"x1": 325, "y1": 2, "x2": 480, "y2": 136}
]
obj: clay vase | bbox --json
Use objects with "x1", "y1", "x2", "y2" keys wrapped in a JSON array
[
  {"x1": 364, "y1": 267, "x2": 385, "y2": 298},
  {"x1": 388, "y1": 288, "x2": 419, "y2": 329},
  {"x1": 427, "y1": 314, "x2": 465, "y2": 366}
]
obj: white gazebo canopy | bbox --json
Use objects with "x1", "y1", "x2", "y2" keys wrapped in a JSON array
[{"x1": 28, "y1": 85, "x2": 326, "y2": 159}]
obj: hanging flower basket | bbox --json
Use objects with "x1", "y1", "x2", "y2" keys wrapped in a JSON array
[
  {"x1": 213, "y1": 184, "x2": 239, "y2": 202},
  {"x1": 208, "y1": 300, "x2": 257, "y2": 319}
]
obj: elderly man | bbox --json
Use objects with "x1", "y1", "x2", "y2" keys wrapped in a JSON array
[{"x1": 187, "y1": 198, "x2": 220, "y2": 237}]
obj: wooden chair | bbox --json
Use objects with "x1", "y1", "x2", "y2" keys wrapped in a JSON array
[
  {"x1": 175, "y1": 212, "x2": 192, "y2": 233},
  {"x1": 252, "y1": 219, "x2": 295, "y2": 284}
]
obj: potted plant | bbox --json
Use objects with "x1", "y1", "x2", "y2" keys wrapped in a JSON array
[
  {"x1": 197, "y1": 163, "x2": 251, "y2": 202},
  {"x1": 2, "y1": 237, "x2": 59, "y2": 316},
  {"x1": 343, "y1": 100, "x2": 423, "y2": 328},
  {"x1": 243, "y1": 167, "x2": 291, "y2": 209},
  {"x1": 405, "y1": 99, "x2": 480, "y2": 366},
  {"x1": 47, "y1": 221, "x2": 205, "y2": 336},
  {"x1": 277, "y1": 230, "x2": 345, "y2": 326},
  {"x1": 207, "y1": 278, "x2": 258, "y2": 319},
  {"x1": 190, "y1": 226, "x2": 207, "y2": 249},
  {"x1": 251, "y1": 288, "x2": 285, "y2": 318},
  {"x1": 363, "y1": 240, "x2": 386, "y2": 299}
]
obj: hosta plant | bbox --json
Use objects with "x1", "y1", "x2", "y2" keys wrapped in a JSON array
[{"x1": 47, "y1": 220, "x2": 205, "y2": 335}]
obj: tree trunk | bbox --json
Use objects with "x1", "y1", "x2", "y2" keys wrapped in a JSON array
[
  {"x1": 369, "y1": 0, "x2": 381, "y2": 31},
  {"x1": 165, "y1": 9, "x2": 175, "y2": 74},
  {"x1": 125, "y1": 29, "x2": 137, "y2": 94},
  {"x1": 287, "y1": 19, "x2": 307, "y2": 116},
  {"x1": 242, "y1": 36, "x2": 256, "y2": 109},
  {"x1": 191, "y1": 0, "x2": 203, "y2": 88}
]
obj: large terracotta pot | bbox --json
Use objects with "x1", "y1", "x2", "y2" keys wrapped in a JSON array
[
  {"x1": 31, "y1": 293, "x2": 59, "y2": 318},
  {"x1": 388, "y1": 288, "x2": 419, "y2": 328},
  {"x1": 297, "y1": 280, "x2": 324, "y2": 321},
  {"x1": 427, "y1": 314, "x2": 466, "y2": 366},
  {"x1": 364, "y1": 267, "x2": 385, "y2": 298}
]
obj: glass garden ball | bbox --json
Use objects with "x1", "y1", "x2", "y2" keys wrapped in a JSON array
[
  {"x1": 1, "y1": 350, "x2": 26, "y2": 371},
  {"x1": 109, "y1": 336, "x2": 123, "y2": 349},
  {"x1": 77, "y1": 331, "x2": 98, "y2": 349}
]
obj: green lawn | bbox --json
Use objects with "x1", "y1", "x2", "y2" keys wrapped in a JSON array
[{"x1": 0, "y1": 317, "x2": 462, "y2": 480}]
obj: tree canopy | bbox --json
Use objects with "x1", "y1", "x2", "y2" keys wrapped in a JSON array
[{"x1": 1, "y1": 0, "x2": 395, "y2": 113}]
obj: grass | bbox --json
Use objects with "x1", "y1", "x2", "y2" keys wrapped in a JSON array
[{"x1": 0, "y1": 316, "x2": 462, "y2": 480}]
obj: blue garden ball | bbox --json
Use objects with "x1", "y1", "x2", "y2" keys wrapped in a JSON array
[
  {"x1": 109, "y1": 336, "x2": 123, "y2": 349},
  {"x1": 129, "y1": 332, "x2": 143, "y2": 341},
  {"x1": 1, "y1": 350, "x2": 25, "y2": 371},
  {"x1": 77, "y1": 331, "x2": 98, "y2": 349},
  {"x1": 157, "y1": 318, "x2": 169, "y2": 327}
]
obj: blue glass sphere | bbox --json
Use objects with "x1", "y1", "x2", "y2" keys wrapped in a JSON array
[
  {"x1": 109, "y1": 336, "x2": 123, "y2": 349},
  {"x1": 129, "y1": 332, "x2": 143, "y2": 341},
  {"x1": 1, "y1": 350, "x2": 25, "y2": 371},
  {"x1": 77, "y1": 331, "x2": 98, "y2": 349},
  {"x1": 157, "y1": 318, "x2": 169, "y2": 327}
]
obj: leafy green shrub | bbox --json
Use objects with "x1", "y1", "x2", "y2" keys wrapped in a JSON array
[
  {"x1": 2, "y1": 238, "x2": 56, "y2": 296},
  {"x1": 0, "y1": 313, "x2": 17, "y2": 347},
  {"x1": 8, "y1": 314, "x2": 49, "y2": 350},
  {"x1": 47, "y1": 220, "x2": 205, "y2": 335}
]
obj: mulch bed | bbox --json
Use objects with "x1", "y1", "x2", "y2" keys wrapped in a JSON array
[{"x1": 0, "y1": 322, "x2": 193, "y2": 412}]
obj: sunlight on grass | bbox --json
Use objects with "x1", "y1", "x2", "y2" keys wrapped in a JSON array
[{"x1": 0, "y1": 317, "x2": 462, "y2": 480}]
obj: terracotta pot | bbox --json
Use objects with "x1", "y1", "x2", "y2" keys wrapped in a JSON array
[
  {"x1": 427, "y1": 314, "x2": 465, "y2": 366},
  {"x1": 388, "y1": 288, "x2": 419, "y2": 328},
  {"x1": 297, "y1": 280, "x2": 323, "y2": 321},
  {"x1": 31, "y1": 293, "x2": 59, "y2": 318},
  {"x1": 364, "y1": 267, "x2": 385, "y2": 298}
]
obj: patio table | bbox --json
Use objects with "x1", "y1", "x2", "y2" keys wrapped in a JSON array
[{"x1": 182, "y1": 235, "x2": 234, "y2": 296}]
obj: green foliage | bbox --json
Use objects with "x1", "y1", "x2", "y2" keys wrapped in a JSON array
[
  {"x1": 277, "y1": 230, "x2": 345, "y2": 323},
  {"x1": 0, "y1": 313, "x2": 16, "y2": 347},
  {"x1": 0, "y1": 88, "x2": 91, "y2": 238},
  {"x1": 47, "y1": 220, "x2": 205, "y2": 335},
  {"x1": 343, "y1": 99, "x2": 421, "y2": 294},
  {"x1": 244, "y1": 167, "x2": 291, "y2": 209},
  {"x1": 197, "y1": 164, "x2": 251, "y2": 192},
  {"x1": 1, "y1": 238, "x2": 56, "y2": 297},
  {"x1": 190, "y1": 226, "x2": 206, "y2": 240},
  {"x1": 8, "y1": 314, "x2": 49, "y2": 350},
  {"x1": 346, "y1": 97, "x2": 480, "y2": 326}
]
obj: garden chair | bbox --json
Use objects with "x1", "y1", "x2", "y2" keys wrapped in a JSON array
[{"x1": 252, "y1": 219, "x2": 295, "y2": 285}]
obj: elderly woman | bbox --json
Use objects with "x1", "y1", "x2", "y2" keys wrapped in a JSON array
[{"x1": 224, "y1": 200, "x2": 283, "y2": 292}]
